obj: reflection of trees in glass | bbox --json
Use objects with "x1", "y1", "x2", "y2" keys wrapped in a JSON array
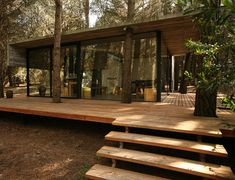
[
  {"x1": 29, "y1": 70, "x2": 49, "y2": 86},
  {"x1": 28, "y1": 48, "x2": 50, "y2": 86},
  {"x1": 82, "y1": 41, "x2": 123, "y2": 90},
  {"x1": 132, "y1": 38, "x2": 156, "y2": 82}
]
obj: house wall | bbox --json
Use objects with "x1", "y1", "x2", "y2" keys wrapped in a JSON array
[{"x1": 7, "y1": 45, "x2": 26, "y2": 67}]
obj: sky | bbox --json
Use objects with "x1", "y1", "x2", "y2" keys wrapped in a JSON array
[{"x1": 89, "y1": 14, "x2": 98, "y2": 27}]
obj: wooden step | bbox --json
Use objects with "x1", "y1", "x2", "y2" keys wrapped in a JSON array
[
  {"x1": 105, "y1": 131, "x2": 228, "y2": 157},
  {"x1": 85, "y1": 164, "x2": 168, "y2": 180},
  {"x1": 113, "y1": 118, "x2": 222, "y2": 138},
  {"x1": 97, "y1": 146, "x2": 235, "y2": 180}
]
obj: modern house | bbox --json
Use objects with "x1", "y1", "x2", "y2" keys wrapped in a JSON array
[
  {"x1": 7, "y1": 14, "x2": 198, "y2": 102},
  {"x1": 4, "y1": 14, "x2": 235, "y2": 179}
]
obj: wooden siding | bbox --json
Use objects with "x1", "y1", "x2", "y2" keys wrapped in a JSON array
[{"x1": 7, "y1": 45, "x2": 26, "y2": 67}]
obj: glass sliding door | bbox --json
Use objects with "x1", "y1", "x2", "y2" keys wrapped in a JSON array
[
  {"x1": 60, "y1": 45, "x2": 78, "y2": 98},
  {"x1": 131, "y1": 37, "x2": 157, "y2": 101},
  {"x1": 28, "y1": 48, "x2": 51, "y2": 97},
  {"x1": 81, "y1": 41, "x2": 123, "y2": 100}
]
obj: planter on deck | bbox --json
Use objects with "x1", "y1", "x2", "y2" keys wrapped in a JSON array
[
  {"x1": 6, "y1": 90, "x2": 13, "y2": 98},
  {"x1": 38, "y1": 85, "x2": 46, "y2": 97}
]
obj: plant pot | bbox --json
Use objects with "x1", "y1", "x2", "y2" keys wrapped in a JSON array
[
  {"x1": 6, "y1": 90, "x2": 13, "y2": 98},
  {"x1": 38, "y1": 85, "x2": 46, "y2": 96}
]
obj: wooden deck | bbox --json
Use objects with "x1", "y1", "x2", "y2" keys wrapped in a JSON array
[
  {"x1": 162, "y1": 93, "x2": 195, "y2": 108},
  {"x1": 0, "y1": 94, "x2": 234, "y2": 137}
]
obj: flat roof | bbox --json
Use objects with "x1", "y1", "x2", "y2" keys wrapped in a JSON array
[{"x1": 10, "y1": 14, "x2": 198, "y2": 55}]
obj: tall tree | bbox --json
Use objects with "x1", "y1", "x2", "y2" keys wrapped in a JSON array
[
  {"x1": 52, "y1": 0, "x2": 62, "y2": 103},
  {"x1": 0, "y1": 0, "x2": 35, "y2": 98},
  {"x1": 122, "y1": 0, "x2": 135, "y2": 103},
  {"x1": 178, "y1": 0, "x2": 235, "y2": 116},
  {"x1": 84, "y1": 0, "x2": 90, "y2": 27}
]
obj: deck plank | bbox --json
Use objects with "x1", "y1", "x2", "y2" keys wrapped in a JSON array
[
  {"x1": 105, "y1": 131, "x2": 228, "y2": 157},
  {"x1": 97, "y1": 146, "x2": 235, "y2": 180},
  {"x1": 113, "y1": 118, "x2": 223, "y2": 137}
]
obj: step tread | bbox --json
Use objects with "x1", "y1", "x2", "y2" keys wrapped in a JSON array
[
  {"x1": 105, "y1": 131, "x2": 228, "y2": 157},
  {"x1": 85, "y1": 164, "x2": 168, "y2": 180},
  {"x1": 113, "y1": 118, "x2": 222, "y2": 138},
  {"x1": 97, "y1": 146, "x2": 235, "y2": 180}
]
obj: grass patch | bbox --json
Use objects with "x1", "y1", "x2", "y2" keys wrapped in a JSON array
[{"x1": 77, "y1": 163, "x2": 91, "y2": 180}]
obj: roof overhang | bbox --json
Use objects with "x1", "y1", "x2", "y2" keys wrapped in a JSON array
[{"x1": 9, "y1": 14, "x2": 198, "y2": 55}]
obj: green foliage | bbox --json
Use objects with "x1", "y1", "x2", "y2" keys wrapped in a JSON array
[
  {"x1": 184, "y1": 70, "x2": 193, "y2": 81},
  {"x1": 76, "y1": 163, "x2": 91, "y2": 180},
  {"x1": 185, "y1": 40, "x2": 221, "y2": 90},
  {"x1": 179, "y1": 0, "x2": 235, "y2": 95},
  {"x1": 222, "y1": 97, "x2": 235, "y2": 112}
]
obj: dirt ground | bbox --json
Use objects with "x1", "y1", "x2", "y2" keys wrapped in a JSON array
[{"x1": 0, "y1": 113, "x2": 112, "y2": 180}]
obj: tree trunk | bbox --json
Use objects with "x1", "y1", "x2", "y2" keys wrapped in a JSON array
[
  {"x1": 0, "y1": 18, "x2": 6, "y2": 98},
  {"x1": 84, "y1": 0, "x2": 89, "y2": 27},
  {"x1": 194, "y1": 88, "x2": 217, "y2": 117},
  {"x1": 179, "y1": 53, "x2": 191, "y2": 94},
  {"x1": 121, "y1": 0, "x2": 134, "y2": 103},
  {"x1": 0, "y1": 71, "x2": 4, "y2": 98},
  {"x1": 0, "y1": 49, "x2": 4, "y2": 98},
  {"x1": 52, "y1": 0, "x2": 62, "y2": 103},
  {"x1": 122, "y1": 27, "x2": 133, "y2": 103},
  {"x1": 127, "y1": 0, "x2": 135, "y2": 22}
]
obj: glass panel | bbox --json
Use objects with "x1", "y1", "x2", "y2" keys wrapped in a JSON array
[
  {"x1": 28, "y1": 48, "x2": 51, "y2": 97},
  {"x1": 60, "y1": 46, "x2": 78, "y2": 97},
  {"x1": 81, "y1": 41, "x2": 123, "y2": 100},
  {"x1": 132, "y1": 37, "x2": 156, "y2": 102},
  {"x1": 5, "y1": 67, "x2": 27, "y2": 97},
  {"x1": 161, "y1": 35, "x2": 171, "y2": 99}
]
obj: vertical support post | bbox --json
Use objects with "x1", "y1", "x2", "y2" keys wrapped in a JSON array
[
  {"x1": 156, "y1": 31, "x2": 161, "y2": 102},
  {"x1": 50, "y1": 46, "x2": 53, "y2": 97},
  {"x1": 26, "y1": 49, "x2": 30, "y2": 96},
  {"x1": 171, "y1": 56, "x2": 175, "y2": 93},
  {"x1": 166, "y1": 56, "x2": 169, "y2": 94},
  {"x1": 76, "y1": 42, "x2": 82, "y2": 99},
  {"x1": 197, "y1": 136, "x2": 205, "y2": 162},
  {"x1": 166, "y1": 49, "x2": 172, "y2": 93},
  {"x1": 112, "y1": 159, "x2": 116, "y2": 167},
  {"x1": 168, "y1": 54, "x2": 172, "y2": 92},
  {"x1": 174, "y1": 58, "x2": 180, "y2": 91}
]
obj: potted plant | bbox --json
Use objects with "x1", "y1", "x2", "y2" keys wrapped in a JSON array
[
  {"x1": 38, "y1": 85, "x2": 46, "y2": 96},
  {"x1": 6, "y1": 90, "x2": 13, "y2": 98}
]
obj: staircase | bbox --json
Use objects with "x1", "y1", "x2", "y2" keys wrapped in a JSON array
[{"x1": 86, "y1": 120, "x2": 235, "y2": 180}]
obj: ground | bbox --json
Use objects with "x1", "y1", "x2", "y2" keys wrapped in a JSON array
[{"x1": 0, "y1": 113, "x2": 111, "y2": 180}]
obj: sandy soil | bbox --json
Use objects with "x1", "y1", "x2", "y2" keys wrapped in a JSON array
[{"x1": 0, "y1": 113, "x2": 112, "y2": 180}]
